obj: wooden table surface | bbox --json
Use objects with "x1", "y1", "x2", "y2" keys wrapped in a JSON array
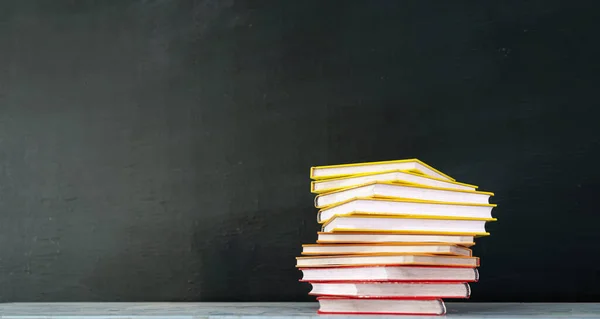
[{"x1": 1, "y1": 302, "x2": 599, "y2": 318}]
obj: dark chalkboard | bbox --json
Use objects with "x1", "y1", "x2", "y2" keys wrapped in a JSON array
[{"x1": 0, "y1": 0, "x2": 599, "y2": 302}]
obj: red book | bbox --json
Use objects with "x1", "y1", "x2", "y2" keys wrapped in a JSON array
[
  {"x1": 300, "y1": 265, "x2": 479, "y2": 282},
  {"x1": 296, "y1": 254, "x2": 479, "y2": 268},
  {"x1": 308, "y1": 281, "x2": 470, "y2": 299}
]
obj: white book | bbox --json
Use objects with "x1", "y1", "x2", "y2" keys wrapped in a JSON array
[
  {"x1": 310, "y1": 282, "x2": 470, "y2": 299},
  {"x1": 315, "y1": 181, "x2": 493, "y2": 208},
  {"x1": 300, "y1": 265, "x2": 479, "y2": 282},
  {"x1": 322, "y1": 215, "x2": 493, "y2": 235},
  {"x1": 316, "y1": 232, "x2": 475, "y2": 246},
  {"x1": 302, "y1": 243, "x2": 472, "y2": 256},
  {"x1": 310, "y1": 158, "x2": 454, "y2": 182},
  {"x1": 317, "y1": 298, "x2": 447, "y2": 315},
  {"x1": 296, "y1": 254, "x2": 479, "y2": 268},
  {"x1": 311, "y1": 170, "x2": 477, "y2": 193},
  {"x1": 317, "y1": 198, "x2": 496, "y2": 223}
]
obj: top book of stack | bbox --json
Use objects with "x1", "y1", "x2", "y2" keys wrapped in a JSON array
[
  {"x1": 310, "y1": 158, "x2": 455, "y2": 181},
  {"x1": 310, "y1": 159, "x2": 480, "y2": 194}
]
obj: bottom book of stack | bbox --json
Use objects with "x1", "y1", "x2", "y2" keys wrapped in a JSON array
[{"x1": 317, "y1": 297, "x2": 448, "y2": 316}]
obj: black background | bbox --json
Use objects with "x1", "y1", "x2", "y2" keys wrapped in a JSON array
[{"x1": 1, "y1": 0, "x2": 600, "y2": 302}]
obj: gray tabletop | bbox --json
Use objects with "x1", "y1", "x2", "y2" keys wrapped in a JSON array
[{"x1": 1, "y1": 302, "x2": 599, "y2": 319}]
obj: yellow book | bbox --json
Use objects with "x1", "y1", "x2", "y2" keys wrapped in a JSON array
[
  {"x1": 317, "y1": 197, "x2": 496, "y2": 224},
  {"x1": 310, "y1": 158, "x2": 455, "y2": 181},
  {"x1": 321, "y1": 213, "x2": 496, "y2": 235},
  {"x1": 311, "y1": 170, "x2": 477, "y2": 194},
  {"x1": 315, "y1": 181, "x2": 493, "y2": 208}
]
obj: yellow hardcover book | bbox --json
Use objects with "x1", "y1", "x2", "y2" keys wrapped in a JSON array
[
  {"x1": 310, "y1": 158, "x2": 455, "y2": 181},
  {"x1": 311, "y1": 169, "x2": 478, "y2": 194},
  {"x1": 314, "y1": 181, "x2": 494, "y2": 208},
  {"x1": 316, "y1": 197, "x2": 496, "y2": 224},
  {"x1": 321, "y1": 213, "x2": 496, "y2": 236}
]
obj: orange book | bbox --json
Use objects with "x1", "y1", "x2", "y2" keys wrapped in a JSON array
[{"x1": 301, "y1": 243, "x2": 472, "y2": 256}]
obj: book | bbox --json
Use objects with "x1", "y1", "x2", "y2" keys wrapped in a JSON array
[
  {"x1": 315, "y1": 181, "x2": 493, "y2": 208},
  {"x1": 296, "y1": 254, "x2": 479, "y2": 268},
  {"x1": 317, "y1": 297, "x2": 447, "y2": 315},
  {"x1": 300, "y1": 265, "x2": 479, "y2": 282},
  {"x1": 309, "y1": 282, "x2": 471, "y2": 299},
  {"x1": 310, "y1": 158, "x2": 455, "y2": 181},
  {"x1": 301, "y1": 243, "x2": 472, "y2": 256},
  {"x1": 316, "y1": 232, "x2": 475, "y2": 246},
  {"x1": 317, "y1": 197, "x2": 496, "y2": 223},
  {"x1": 311, "y1": 170, "x2": 477, "y2": 194},
  {"x1": 322, "y1": 214, "x2": 494, "y2": 235}
]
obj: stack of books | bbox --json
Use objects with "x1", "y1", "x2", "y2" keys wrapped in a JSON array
[{"x1": 296, "y1": 159, "x2": 497, "y2": 315}]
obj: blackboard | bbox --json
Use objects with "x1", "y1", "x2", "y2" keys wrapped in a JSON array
[{"x1": 0, "y1": 0, "x2": 599, "y2": 302}]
